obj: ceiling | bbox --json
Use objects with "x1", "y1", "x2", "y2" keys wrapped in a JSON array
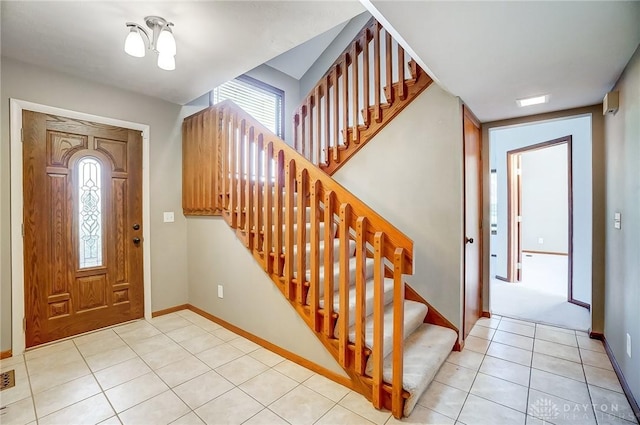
[
  {"x1": 266, "y1": 20, "x2": 349, "y2": 80},
  {"x1": 0, "y1": 1, "x2": 364, "y2": 105},
  {"x1": 364, "y1": 1, "x2": 640, "y2": 122}
]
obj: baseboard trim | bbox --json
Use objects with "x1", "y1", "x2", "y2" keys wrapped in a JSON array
[
  {"x1": 495, "y1": 275, "x2": 510, "y2": 283},
  {"x1": 152, "y1": 304, "x2": 190, "y2": 318},
  {"x1": 1, "y1": 349, "x2": 12, "y2": 359},
  {"x1": 568, "y1": 298, "x2": 591, "y2": 311},
  {"x1": 596, "y1": 333, "x2": 640, "y2": 422},
  {"x1": 186, "y1": 304, "x2": 355, "y2": 391},
  {"x1": 522, "y1": 250, "x2": 568, "y2": 256},
  {"x1": 481, "y1": 311, "x2": 491, "y2": 318}
]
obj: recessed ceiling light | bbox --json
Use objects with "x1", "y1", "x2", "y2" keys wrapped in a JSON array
[{"x1": 516, "y1": 95, "x2": 549, "y2": 107}]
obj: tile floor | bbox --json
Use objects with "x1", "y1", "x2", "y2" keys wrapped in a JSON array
[{"x1": 1, "y1": 310, "x2": 638, "y2": 425}]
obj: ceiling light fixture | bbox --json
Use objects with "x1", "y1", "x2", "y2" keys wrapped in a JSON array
[
  {"x1": 125, "y1": 16, "x2": 176, "y2": 71},
  {"x1": 516, "y1": 95, "x2": 549, "y2": 107}
]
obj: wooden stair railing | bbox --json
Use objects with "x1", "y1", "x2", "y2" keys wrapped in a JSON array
[
  {"x1": 183, "y1": 100, "x2": 415, "y2": 417},
  {"x1": 292, "y1": 18, "x2": 434, "y2": 175}
]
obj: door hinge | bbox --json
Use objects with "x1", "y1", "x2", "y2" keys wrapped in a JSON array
[
  {"x1": 516, "y1": 168, "x2": 522, "y2": 175},
  {"x1": 517, "y1": 216, "x2": 522, "y2": 222},
  {"x1": 517, "y1": 263, "x2": 522, "y2": 269},
  {"x1": 20, "y1": 128, "x2": 24, "y2": 143},
  {"x1": 23, "y1": 317, "x2": 26, "y2": 331},
  {"x1": 21, "y1": 223, "x2": 24, "y2": 237}
]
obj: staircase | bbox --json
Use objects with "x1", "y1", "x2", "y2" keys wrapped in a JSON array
[
  {"x1": 292, "y1": 18, "x2": 433, "y2": 175},
  {"x1": 182, "y1": 101, "x2": 457, "y2": 417}
]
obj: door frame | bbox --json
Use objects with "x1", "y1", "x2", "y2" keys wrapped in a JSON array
[
  {"x1": 505, "y1": 136, "x2": 586, "y2": 308},
  {"x1": 10, "y1": 99, "x2": 152, "y2": 355}
]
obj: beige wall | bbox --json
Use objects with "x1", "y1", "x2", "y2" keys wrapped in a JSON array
[
  {"x1": 604, "y1": 45, "x2": 640, "y2": 406},
  {"x1": 333, "y1": 84, "x2": 465, "y2": 331},
  {"x1": 0, "y1": 58, "x2": 189, "y2": 351},
  {"x1": 482, "y1": 104, "x2": 606, "y2": 333}
]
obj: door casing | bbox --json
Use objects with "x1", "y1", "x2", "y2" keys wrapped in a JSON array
[{"x1": 10, "y1": 99, "x2": 152, "y2": 355}]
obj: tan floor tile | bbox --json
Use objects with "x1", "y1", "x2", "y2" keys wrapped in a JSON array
[
  {"x1": 532, "y1": 352, "x2": 585, "y2": 382},
  {"x1": 104, "y1": 372, "x2": 168, "y2": 413},
  {"x1": 26, "y1": 344, "x2": 83, "y2": 375},
  {"x1": 487, "y1": 341, "x2": 532, "y2": 366},
  {"x1": 33, "y1": 374, "x2": 101, "y2": 418},
  {"x1": 316, "y1": 404, "x2": 376, "y2": 424},
  {"x1": 416, "y1": 381, "x2": 467, "y2": 420},
  {"x1": 537, "y1": 323, "x2": 576, "y2": 335},
  {"x1": 98, "y1": 416, "x2": 122, "y2": 425},
  {"x1": 528, "y1": 389, "x2": 597, "y2": 425},
  {"x1": 24, "y1": 340, "x2": 75, "y2": 361},
  {"x1": 211, "y1": 327, "x2": 241, "y2": 342},
  {"x1": 126, "y1": 333, "x2": 177, "y2": 356},
  {"x1": 195, "y1": 388, "x2": 263, "y2": 425},
  {"x1": 581, "y1": 349, "x2": 614, "y2": 370},
  {"x1": 533, "y1": 339, "x2": 581, "y2": 363},
  {"x1": 338, "y1": 391, "x2": 391, "y2": 425},
  {"x1": 584, "y1": 365, "x2": 623, "y2": 393},
  {"x1": 589, "y1": 385, "x2": 638, "y2": 424},
  {"x1": 242, "y1": 409, "x2": 289, "y2": 425},
  {"x1": 446, "y1": 349, "x2": 484, "y2": 370},
  {"x1": 459, "y1": 394, "x2": 526, "y2": 425},
  {"x1": 270, "y1": 385, "x2": 334, "y2": 425},
  {"x1": 184, "y1": 315, "x2": 222, "y2": 333},
  {"x1": 502, "y1": 317, "x2": 536, "y2": 327},
  {"x1": 112, "y1": 320, "x2": 152, "y2": 335},
  {"x1": 0, "y1": 363, "x2": 32, "y2": 406},
  {"x1": 530, "y1": 368, "x2": 591, "y2": 404},
  {"x1": 0, "y1": 397, "x2": 36, "y2": 424},
  {"x1": 464, "y1": 335, "x2": 491, "y2": 354},
  {"x1": 150, "y1": 314, "x2": 192, "y2": 333},
  {"x1": 228, "y1": 337, "x2": 261, "y2": 353},
  {"x1": 475, "y1": 317, "x2": 501, "y2": 329},
  {"x1": 166, "y1": 325, "x2": 209, "y2": 343},
  {"x1": 196, "y1": 344, "x2": 244, "y2": 369},
  {"x1": 577, "y1": 336, "x2": 606, "y2": 353},
  {"x1": 84, "y1": 345, "x2": 137, "y2": 372},
  {"x1": 140, "y1": 344, "x2": 191, "y2": 370},
  {"x1": 0, "y1": 354, "x2": 25, "y2": 369},
  {"x1": 94, "y1": 357, "x2": 152, "y2": 390},
  {"x1": 595, "y1": 411, "x2": 639, "y2": 425},
  {"x1": 215, "y1": 355, "x2": 268, "y2": 386},
  {"x1": 174, "y1": 370, "x2": 234, "y2": 409},
  {"x1": 493, "y1": 330, "x2": 534, "y2": 351},
  {"x1": 498, "y1": 320, "x2": 536, "y2": 338},
  {"x1": 155, "y1": 355, "x2": 210, "y2": 388},
  {"x1": 179, "y1": 334, "x2": 225, "y2": 355},
  {"x1": 535, "y1": 327, "x2": 578, "y2": 347},
  {"x1": 273, "y1": 360, "x2": 315, "y2": 383},
  {"x1": 170, "y1": 411, "x2": 206, "y2": 425},
  {"x1": 117, "y1": 322, "x2": 162, "y2": 342},
  {"x1": 471, "y1": 372, "x2": 529, "y2": 412},
  {"x1": 38, "y1": 393, "x2": 114, "y2": 425},
  {"x1": 388, "y1": 405, "x2": 455, "y2": 425},
  {"x1": 469, "y1": 324, "x2": 496, "y2": 340},
  {"x1": 29, "y1": 357, "x2": 91, "y2": 394},
  {"x1": 240, "y1": 369, "x2": 298, "y2": 405},
  {"x1": 480, "y1": 355, "x2": 531, "y2": 386},
  {"x1": 302, "y1": 374, "x2": 350, "y2": 402},
  {"x1": 75, "y1": 332, "x2": 127, "y2": 358},
  {"x1": 434, "y1": 362, "x2": 477, "y2": 392},
  {"x1": 119, "y1": 390, "x2": 189, "y2": 425},
  {"x1": 249, "y1": 347, "x2": 286, "y2": 367}
]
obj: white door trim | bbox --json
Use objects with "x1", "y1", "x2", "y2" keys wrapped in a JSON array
[{"x1": 10, "y1": 99, "x2": 152, "y2": 355}]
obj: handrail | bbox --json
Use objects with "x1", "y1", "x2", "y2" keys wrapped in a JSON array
[
  {"x1": 211, "y1": 99, "x2": 413, "y2": 415},
  {"x1": 292, "y1": 18, "x2": 432, "y2": 175}
]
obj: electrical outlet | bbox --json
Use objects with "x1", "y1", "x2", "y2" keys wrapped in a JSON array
[
  {"x1": 627, "y1": 333, "x2": 632, "y2": 358},
  {"x1": 163, "y1": 212, "x2": 175, "y2": 223},
  {"x1": 217, "y1": 285, "x2": 224, "y2": 299},
  {"x1": 538, "y1": 237, "x2": 544, "y2": 244}
]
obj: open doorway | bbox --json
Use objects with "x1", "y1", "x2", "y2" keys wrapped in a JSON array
[{"x1": 489, "y1": 115, "x2": 592, "y2": 331}]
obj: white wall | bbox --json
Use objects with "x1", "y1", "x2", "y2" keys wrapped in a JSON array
[
  {"x1": 489, "y1": 115, "x2": 592, "y2": 306},
  {"x1": 520, "y1": 144, "x2": 568, "y2": 253},
  {"x1": 604, "y1": 45, "x2": 640, "y2": 410},
  {"x1": 0, "y1": 58, "x2": 188, "y2": 351},
  {"x1": 333, "y1": 84, "x2": 465, "y2": 330}
]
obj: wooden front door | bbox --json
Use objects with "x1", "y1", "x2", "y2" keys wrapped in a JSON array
[
  {"x1": 463, "y1": 106, "x2": 482, "y2": 339},
  {"x1": 23, "y1": 111, "x2": 144, "y2": 347}
]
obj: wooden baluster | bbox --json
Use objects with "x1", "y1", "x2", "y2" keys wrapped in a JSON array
[
  {"x1": 211, "y1": 109, "x2": 220, "y2": 212},
  {"x1": 228, "y1": 112, "x2": 238, "y2": 228},
  {"x1": 397, "y1": 44, "x2": 406, "y2": 100},
  {"x1": 284, "y1": 159, "x2": 295, "y2": 300},
  {"x1": 332, "y1": 67, "x2": 340, "y2": 162},
  {"x1": 323, "y1": 190, "x2": 335, "y2": 337},
  {"x1": 220, "y1": 108, "x2": 229, "y2": 212},
  {"x1": 198, "y1": 112, "x2": 206, "y2": 210},
  {"x1": 296, "y1": 168, "x2": 308, "y2": 304},
  {"x1": 372, "y1": 231, "x2": 385, "y2": 409},
  {"x1": 362, "y1": 30, "x2": 370, "y2": 127},
  {"x1": 237, "y1": 119, "x2": 246, "y2": 231},
  {"x1": 273, "y1": 150, "x2": 283, "y2": 275},
  {"x1": 263, "y1": 142, "x2": 274, "y2": 273},
  {"x1": 307, "y1": 97, "x2": 313, "y2": 163},
  {"x1": 385, "y1": 30, "x2": 394, "y2": 105},
  {"x1": 351, "y1": 42, "x2": 359, "y2": 144},
  {"x1": 300, "y1": 105, "x2": 306, "y2": 159},
  {"x1": 244, "y1": 124, "x2": 252, "y2": 247},
  {"x1": 342, "y1": 53, "x2": 349, "y2": 148},
  {"x1": 309, "y1": 181, "x2": 321, "y2": 331},
  {"x1": 373, "y1": 22, "x2": 382, "y2": 123},
  {"x1": 324, "y1": 77, "x2": 331, "y2": 166},
  {"x1": 254, "y1": 134, "x2": 264, "y2": 253},
  {"x1": 293, "y1": 112, "x2": 300, "y2": 153},
  {"x1": 338, "y1": 203, "x2": 351, "y2": 367},
  {"x1": 391, "y1": 247, "x2": 405, "y2": 418},
  {"x1": 354, "y1": 216, "x2": 367, "y2": 374},
  {"x1": 314, "y1": 88, "x2": 321, "y2": 166}
]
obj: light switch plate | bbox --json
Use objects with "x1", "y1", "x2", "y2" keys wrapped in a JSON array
[
  {"x1": 163, "y1": 212, "x2": 175, "y2": 223},
  {"x1": 538, "y1": 238, "x2": 544, "y2": 244},
  {"x1": 217, "y1": 285, "x2": 224, "y2": 299}
]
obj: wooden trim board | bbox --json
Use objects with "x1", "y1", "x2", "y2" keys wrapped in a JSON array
[
  {"x1": 522, "y1": 250, "x2": 569, "y2": 256},
  {"x1": 1, "y1": 349, "x2": 12, "y2": 359},
  {"x1": 152, "y1": 304, "x2": 190, "y2": 318},
  {"x1": 598, "y1": 334, "x2": 640, "y2": 422},
  {"x1": 481, "y1": 311, "x2": 492, "y2": 318}
]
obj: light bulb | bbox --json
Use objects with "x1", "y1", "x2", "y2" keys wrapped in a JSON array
[
  {"x1": 156, "y1": 28, "x2": 176, "y2": 56},
  {"x1": 157, "y1": 53, "x2": 175, "y2": 71},
  {"x1": 124, "y1": 27, "x2": 146, "y2": 58}
]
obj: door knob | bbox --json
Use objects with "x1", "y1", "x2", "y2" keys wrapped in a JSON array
[
  {"x1": 133, "y1": 237, "x2": 141, "y2": 244},
  {"x1": 465, "y1": 237, "x2": 474, "y2": 244},
  {"x1": 132, "y1": 223, "x2": 140, "y2": 230}
]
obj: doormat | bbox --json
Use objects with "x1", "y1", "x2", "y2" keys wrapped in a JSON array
[{"x1": 0, "y1": 370, "x2": 15, "y2": 391}]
